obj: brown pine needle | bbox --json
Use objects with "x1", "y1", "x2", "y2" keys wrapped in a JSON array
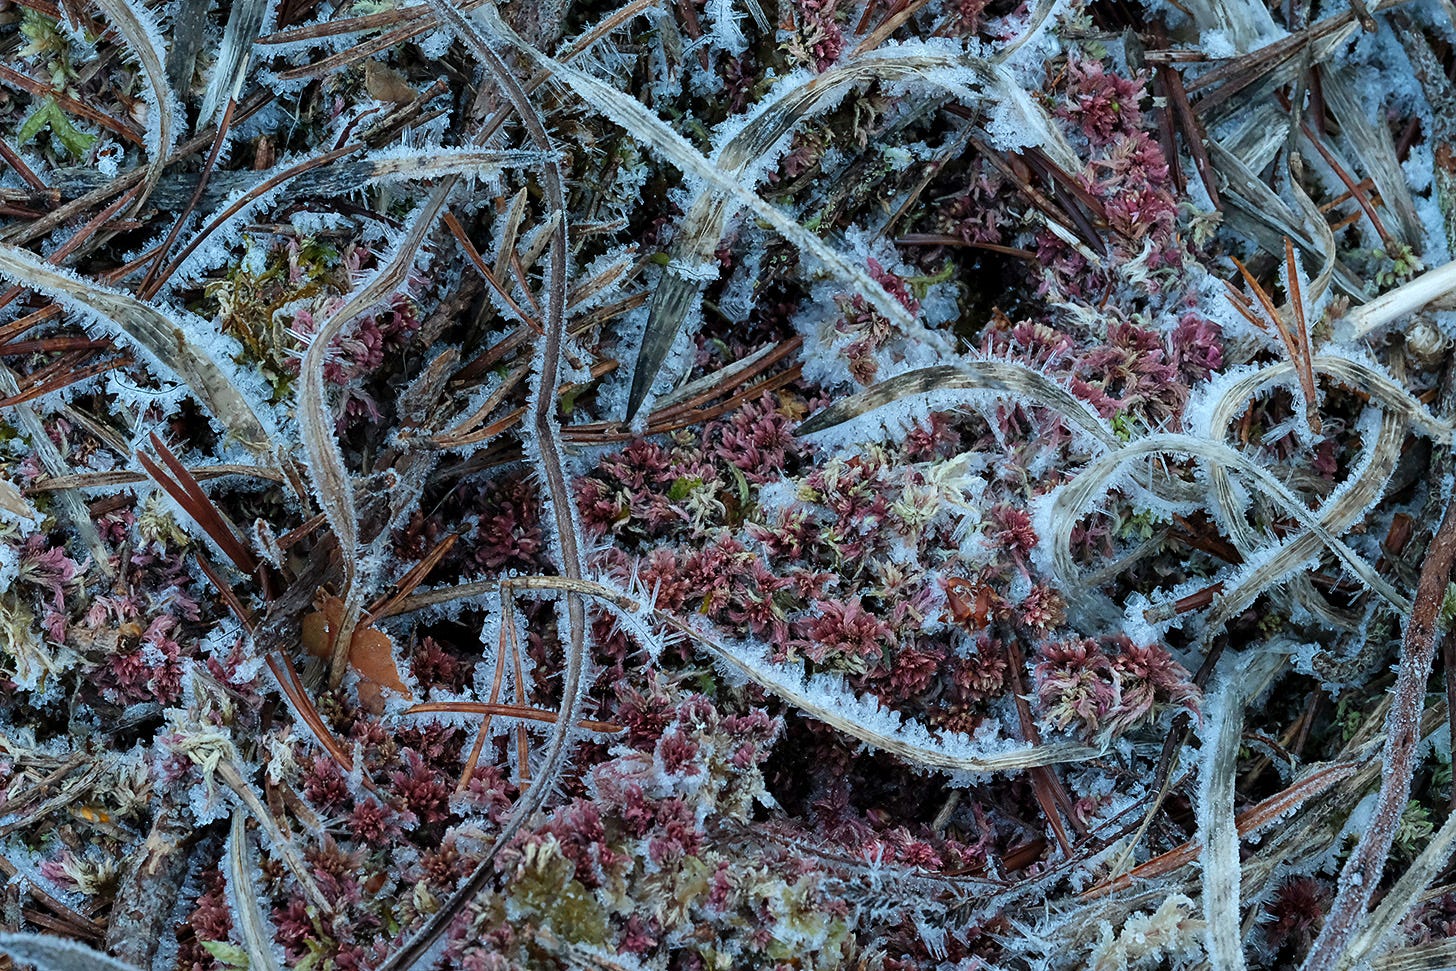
[{"x1": 1231, "y1": 254, "x2": 1322, "y2": 434}]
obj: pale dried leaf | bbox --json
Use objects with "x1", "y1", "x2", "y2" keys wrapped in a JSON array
[
  {"x1": 225, "y1": 811, "x2": 283, "y2": 971},
  {"x1": 0, "y1": 242, "x2": 272, "y2": 453},
  {"x1": 90, "y1": 0, "x2": 176, "y2": 210}
]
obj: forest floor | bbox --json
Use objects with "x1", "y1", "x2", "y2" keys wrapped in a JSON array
[{"x1": 0, "y1": 0, "x2": 1454, "y2": 967}]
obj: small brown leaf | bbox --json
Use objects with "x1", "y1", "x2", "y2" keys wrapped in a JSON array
[
  {"x1": 302, "y1": 594, "x2": 411, "y2": 710},
  {"x1": 365, "y1": 60, "x2": 417, "y2": 103}
]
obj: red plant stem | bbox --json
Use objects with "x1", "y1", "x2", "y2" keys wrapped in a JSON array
[
  {"x1": 1003, "y1": 637, "x2": 1077, "y2": 854},
  {"x1": 1302, "y1": 496, "x2": 1456, "y2": 971},
  {"x1": 0, "y1": 138, "x2": 46, "y2": 191},
  {"x1": 1301, "y1": 120, "x2": 1394, "y2": 246},
  {"x1": 138, "y1": 88, "x2": 243, "y2": 298}
]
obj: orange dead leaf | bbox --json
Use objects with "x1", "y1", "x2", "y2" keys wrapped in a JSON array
[{"x1": 303, "y1": 593, "x2": 411, "y2": 710}]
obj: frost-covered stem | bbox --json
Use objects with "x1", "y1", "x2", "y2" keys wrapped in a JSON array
[
  {"x1": 1340, "y1": 259, "x2": 1456, "y2": 341},
  {"x1": 1337, "y1": 808, "x2": 1456, "y2": 970},
  {"x1": 213, "y1": 757, "x2": 333, "y2": 915},
  {"x1": 374, "y1": 3, "x2": 582, "y2": 970},
  {"x1": 1301, "y1": 496, "x2": 1456, "y2": 971}
]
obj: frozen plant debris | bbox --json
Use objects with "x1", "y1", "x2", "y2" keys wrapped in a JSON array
[{"x1": 1, "y1": 0, "x2": 1456, "y2": 968}]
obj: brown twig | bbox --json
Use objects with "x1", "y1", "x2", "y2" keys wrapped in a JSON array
[{"x1": 1302, "y1": 495, "x2": 1456, "y2": 971}]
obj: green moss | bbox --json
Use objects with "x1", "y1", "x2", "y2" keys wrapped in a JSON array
[
  {"x1": 16, "y1": 99, "x2": 95, "y2": 161},
  {"x1": 203, "y1": 236, "x2": 343, "y2": 401},
  {"x1": 507, "y1": 838, "x2": 610, "y2": 948}
]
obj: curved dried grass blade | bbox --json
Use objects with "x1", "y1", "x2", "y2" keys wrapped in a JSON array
[
  {"x1": 632, "y1": 50, "x2": 970, "y2": 417},
  {"x1": 1034, "y1": 433, "x2": 1407, "y2": 615},
  {"x1": 795, "y1": 360, "x2": 1117, "y2": 448},
  {"x1": 224, "y1": 811, "x2": 283, "y2": 971},
  {"x1": 374, "y1": 3, "x2": 642, "y2": 967},
  {"x1": 1193, "y1": 407, "x2": 1404, "y2": 633},
  {"x1": 298, "y1": 201, "x2": 441, "y2": 685},
  {"x1": 1174, "y1": 353, "x2": 1442, "y2": 630},
  {"x1": 89, "y1": 0, "x2": 176, "y2": 212},
  {"x1": 501, "y1": 574, "x2": 1102, "y2": 772},
  {"x1": 0, "y1": 242, "x2": 272, "y2": 452},
  {"x1": 162, "y1": 147, "x2": 539, "y2": 287},
  {"x1": 697, "y1": 620, "x2": 1102, "y2": 772}
]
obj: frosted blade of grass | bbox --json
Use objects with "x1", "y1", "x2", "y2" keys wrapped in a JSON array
[
  {"x1": 1287, "y1": 156, "x2": 1340, "y2": 310},
  {"x1": 650, "y1": 342, "x2": 782, "y2": 412},
  {"x1": 522, "y1": 575, "x2": 1102, "y2": 772},
  {"x1": 1337, "y1": 809, "x2": 1456, "y2": 971},
  {"x1": 629, "y1": 44, "x2": 1079, "y2": 416},
  {"x1": 1218, "y1": 99, "x2": 1291, "y2": 178},
  {"x1": 166, "y1": 0, "x2": 210, "y2": 93},
  {"x1": 991, "y1": 0, "x2": 1062, "y2": 65},
  {"x1": 298, "y1": 196, "x2": 444, "y2": 685},
  {"x1": 369, "y1": 5, "x2": 585, "y2": 967},
  {"x1": 1401, "y1": 20, "x2": 1456, "y2": 255},
  {"x1": 225, "y1": 811, "x2": 283, "y2": 971},
  {"x1": 90, "y1": 0, "x2": 176, "y2": 211},
  {"x1": 166, "y1": 148, "x2": 540, "y2": 285},
  {"x1": 795, "y1": 360, "x2": 1118, "y2": 448},
  {"x1": 0, "y1": 476, "x2": 35, "y2": 523},
  {"x1": 0, "y1": 243, "x2": 272, "y2": 453},
  {"x1": 1183, "y1": 360, "x2": 1410, "y2": 629},
  {"x1": 0, "y1": 934, "x2": 143, "y2": 971},
  {"x1": 492, "y1": 187, "x2": 530, "y2": 292},
  {"x1": 630, "y1": 46, "x2": 1023, "y2": 418},
  {"x1": 1172, "y1": 354, "x2": 1445, "y2": 629},
  {"x1": 0, "y1": 365, "x2": 112, "y2": 577},
  {"x1": 439, "y1": 574, "x2": 1103, "y2": 773},
  {"x1": 199, "y1": 0, "x2": 273, "y2": 128},
  {"x1": 1197, "y1": 652, "x2": 1282, "y2": 971},
  {"x1": 701, "y1": 632, "x2": 1101, "y2": 772},
  {"x1": 210, "y1": 757, "x2": 333, "y2": 915},
  {"x1": 1188, "y1": 354, "x2": 1455, "y2": 444},
  {"x1": 1373, "y1": 939, "x2": 1456, "y2": 971},
  {"x1": 478, "y1": 5, "x2": 921, "y2": 362},
  {"x1": 1302, "y1": 500, "x2": 1456, "y2": 971},
  {"x1": 1210, "y1": 140, "x2": 1367, "y2": 299},
  {"x1": 1321, "y1": 68, "x2": 1422, "y2": 249},
  {"x1": 1034, "y1": 434, "x2": 1407, "y2": 614},
  {"x1": 1197, "y1": 407, "x2": 1404, "y2": 634}
]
